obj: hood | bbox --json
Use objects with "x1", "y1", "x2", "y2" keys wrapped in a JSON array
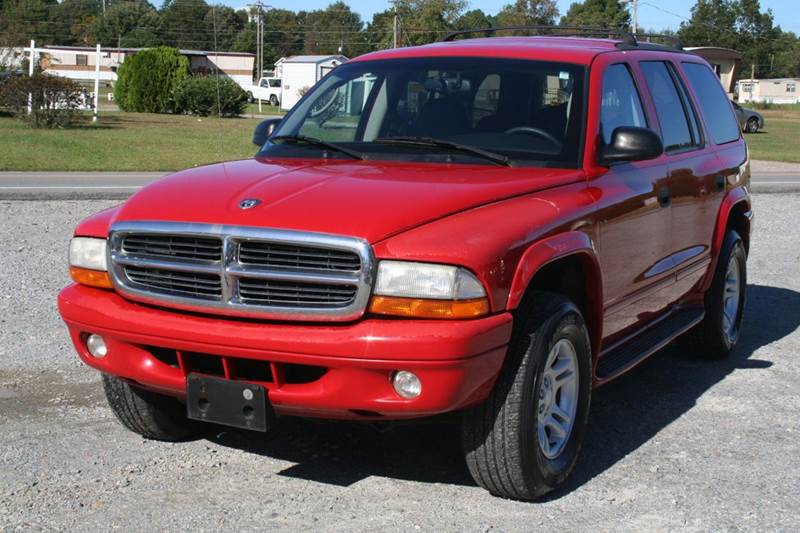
[{"x1": 112, "y1": 158, "x2": 583, "y2": 243}]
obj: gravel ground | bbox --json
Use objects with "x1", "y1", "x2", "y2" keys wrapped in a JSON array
[{"x1": 1, "y1": 197, "x2": 799, "y2": 531}]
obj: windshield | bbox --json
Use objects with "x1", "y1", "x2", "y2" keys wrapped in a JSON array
[{"x1": 261, "y1": 57, "x2": 586, "y2": 167}]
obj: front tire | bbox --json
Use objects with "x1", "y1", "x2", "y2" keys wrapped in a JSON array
[
  {"x1": 461, "y1": 292, "x2": 592, "y2": 500},
  {"x1": 693, "y1": 230, "x2": 747, "y2": 358},
  {"x1": 102, "y1": 374, "x2": 202, "y2": 441}
]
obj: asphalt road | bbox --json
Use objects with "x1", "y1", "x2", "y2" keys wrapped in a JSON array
[
  {"x1": 1, "y1": 195, "x2": 799, "y2": 530},
  {"x1": 0, "y1": 159, "x2": 798, "y2": 199}
]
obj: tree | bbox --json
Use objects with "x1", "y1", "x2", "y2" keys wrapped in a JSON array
[
  {"x1": 47, "y1": 0, "x2": 100, "y2": 45},
  {"x1": 0, "y1": 0, "x2": 59, "y2": 48},
  {"x1": 495, "y1": 0, "x2": 559, "y2": 27},
  {"x1": 677, "y1": 0, "x2": 739, "y2": 50},
  {"x1": 203, "y1": 5, "x2": 245, "y2": 52},
  {"x1": 388, "y1": 0, "x2": 468, "y2": 46},
  {"x1": 301, "y1": 2, "x2": 366, "y2": 56},
  {"x1": 91, "y1": 1, "x2": 160, "y2": 47},
  {"x1": 455, "y1": 9, "x2": 494, "y2": 30},
  {"x1": 115, "y1": 46, "x2": 189, "y2": 112},
  {"x1": 159, "y1": 0, "x2": 210, "y2": 49},
  {"x1": 560, "y1": 0, "x2": 631, "y2": 29}
]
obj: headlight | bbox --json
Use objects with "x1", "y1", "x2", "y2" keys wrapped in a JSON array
[
  {"x1": 69, "y1": 237, "x2": 112, "y2": 288},
  {"x1": 69, "y1": 237, "x2": 108, "y2": 271},
  {"x1": 370, "y1": 261, "x2": 489, "y2": 319}
]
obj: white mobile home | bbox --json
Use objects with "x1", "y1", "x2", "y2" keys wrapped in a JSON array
[
  {"x1": 737, "y1": 78, "x2": 800, "y2": 104},
  {"x1": 278, "y1": 55, "x2": 348, "y2": 111}
]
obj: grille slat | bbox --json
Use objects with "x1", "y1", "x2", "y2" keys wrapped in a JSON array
[
  {"x1": 122, "y1": 235, "x2": 223, "y2": 261},
  {"x1": 124, "y1": 266, "x2": 222, "y2": 297},
  {"x1": 110, "y1": 224, "x2": 371, "y2": 320},
  {"x1": 238, "y1": 279, "x2": 357, "y2": 307},
  {"x1": 238, "y1": 242, "x2": 361, "y2": 272}
]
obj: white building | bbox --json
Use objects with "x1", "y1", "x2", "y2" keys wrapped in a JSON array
[
  {"x1": 737, "y1": 78, "x2": 800, "y2": 104},
  {"x1": 5, "y1": 45, "x2": 255, "y2": 86},
  {"x1": 278, "y1": 55, "x2": 348, "y2": 111}
]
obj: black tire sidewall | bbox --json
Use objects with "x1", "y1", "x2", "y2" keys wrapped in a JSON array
[
  {"x1": 708, "y1": 231, "x2": 747, "y2": 351},
  {"x1": 747, "y1": 118, "x2": 758, "y2": 133},
  {"x1": 518, "y1": 303, "x2": 592, "y2": 489},
  {"x1": 270, "y1": 95, "x2": 279, "y2": 106}
]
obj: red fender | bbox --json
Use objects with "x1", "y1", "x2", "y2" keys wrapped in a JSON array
[
  {"x1": 701, "y1": 186, "x2": 752, "y2": 292},
  {"x1": 506, "y1": 231, "x2": 603, "y2": 356}
]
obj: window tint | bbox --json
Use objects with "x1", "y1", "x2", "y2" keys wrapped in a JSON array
[
  {"x1": 682, "y1": 62, "x2": 741, "y2": 145},
  {"x1": 641, "y1": 61, "x2": 696, "y2": 151},
  {"x1": 473, "y1": 74, "x2": 501, "y2": 126},
  {"x1": 600, "y1": 64, "x2": 647, "y2": 144}
]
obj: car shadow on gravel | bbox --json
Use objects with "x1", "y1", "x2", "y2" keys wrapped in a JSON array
[{"x1": 208, "y1": 284, "x2": 800, "y2": 494}]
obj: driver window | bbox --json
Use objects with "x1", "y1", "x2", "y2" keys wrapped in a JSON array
[
  {"x1": 473, "y1": 74, "x2": 501, "y2": 126},
  {"x1": 601, "y1": 64, "x2": 647, "y2": 145},
  {"x1": 297, "y1": 73, "x2": 378, "y2": 142}
]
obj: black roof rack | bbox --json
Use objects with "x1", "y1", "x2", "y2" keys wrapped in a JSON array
[{"x1": 440, "y1": 25, "x2": 683, "y2": 50}]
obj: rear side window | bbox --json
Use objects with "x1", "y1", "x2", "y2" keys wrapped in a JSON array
[
  {"x1": 600, "y1": 64, "x2": 647, "y2": 144},
  {"x1": 640, "y1": 61, "x2": 699, "y2": 152},
  {"x1": 681, "y1": 62, "x2": 740, "y2": 145}
]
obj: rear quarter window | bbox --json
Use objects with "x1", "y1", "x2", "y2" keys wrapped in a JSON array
[{"x1": 681, "y1": 62, "x2": 740, "y2": 145}]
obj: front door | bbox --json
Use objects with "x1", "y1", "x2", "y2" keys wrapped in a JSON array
[{"x1": 592, "y1": 62, "x2": 676, "y2": 340}]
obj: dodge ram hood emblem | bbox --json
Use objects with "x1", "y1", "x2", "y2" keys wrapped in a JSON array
[{"x1": 239, "y1": 198, "x2": 261, "y2": 210}]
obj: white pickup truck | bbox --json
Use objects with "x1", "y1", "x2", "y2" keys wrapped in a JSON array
[{"x1": 244, "y1": 77, "x2": 282, "y2": 106}]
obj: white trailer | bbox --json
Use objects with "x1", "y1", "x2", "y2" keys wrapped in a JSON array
[{"x1": 278, "y1": 55, "x2": 348, "y2": 111}]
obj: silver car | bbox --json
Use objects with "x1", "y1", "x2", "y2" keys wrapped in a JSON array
[{"x1": 732, "y1": 101, "x2": 765, "y2": 133}]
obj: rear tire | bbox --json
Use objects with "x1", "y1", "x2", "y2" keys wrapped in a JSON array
[
  {"x1": 461, "y1": 292, "x2": 592, "y2": 500},
  {"x1": 693, "y1": 230, "x2": 747, "y2": 359},
  {"x1": 102, "y1": 374, "x2": 202, "y2": 441},
  {"x1": 269, "y1": 95, "x2": 279, "y2": 107},
  {"x1": 746, "y1": 117, "x2": 759, "y2": 133}
]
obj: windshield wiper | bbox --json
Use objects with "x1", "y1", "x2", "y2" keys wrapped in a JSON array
[
  {"x1": 271, "y1": 135, "x2": 366, "y2": 160},
  {"x1": 374, "y1": 136, "x2": 511, "y2": 167}
]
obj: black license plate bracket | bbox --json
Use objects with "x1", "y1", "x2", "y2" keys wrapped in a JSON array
[{"x1": 186, "y1": 374, "x2": 272, "y2": 432}]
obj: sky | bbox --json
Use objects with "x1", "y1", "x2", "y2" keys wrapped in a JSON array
[{"x1": 226, "y1": 0, "x2": 800, "y2": 34}]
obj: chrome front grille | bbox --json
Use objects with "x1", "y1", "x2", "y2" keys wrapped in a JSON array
[{"x1": 108, "y1": 222, "x2": 374, "y2": 321}]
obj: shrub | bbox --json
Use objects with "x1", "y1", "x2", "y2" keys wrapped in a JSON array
[
  {"x1": 174, "y1": 76, "x2": 248, "y2": 117},
  {"x1": 115, "y1": 46, "x2": 189, "y2": 113},
  {"x1": 0, "y1": 74, "x2": 88, "y2": 128}
]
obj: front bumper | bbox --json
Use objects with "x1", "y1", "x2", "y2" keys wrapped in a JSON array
[{"x1": 58, "y1": 284, "x2": 512, "y2": 419}]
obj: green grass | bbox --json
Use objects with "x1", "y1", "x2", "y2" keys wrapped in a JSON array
[
  {"x1": 244, "y1": 103, "x2": 285, "y2": 116},
  {"x1": 745, "y1": 109, "x2": 800, "y2": 163},
  {"x1": 0, "y1": 112, "x2": 263, "y2": 171}
]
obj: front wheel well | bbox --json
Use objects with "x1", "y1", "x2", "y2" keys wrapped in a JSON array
[{"x1": 513, "y1": 254, "x2": 602, "y2": 356}]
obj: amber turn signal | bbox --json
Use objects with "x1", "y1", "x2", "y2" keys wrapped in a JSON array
[
  {"x1": 369, "y1": 296, "x2": 489, "y2": 319},
  {"x1": 70, "y1": 266, "x2": 114, "y2": 289}
]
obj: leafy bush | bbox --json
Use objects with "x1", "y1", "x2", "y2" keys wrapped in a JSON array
[
  {"x1": 115, "y1": 46, "x2": 189, "y2": 113},
  {"x1": 0, "y1": 74, "x2": 88, "y2": 128},
  {"x1": 174, "y1": 76, "x2": 248, "y2": 117}
]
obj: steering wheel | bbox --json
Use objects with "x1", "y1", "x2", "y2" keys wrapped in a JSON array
[{"x1": 504, "y1": 126, "x2": 562, "y2": 148}]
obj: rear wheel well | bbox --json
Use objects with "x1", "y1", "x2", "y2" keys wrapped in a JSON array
[
  {"x1": 726, "y1": 201, "x2": 751, "y2": 255},
  {"x1": 514, "y1": 254, "x2": 601, "y2": 356}
]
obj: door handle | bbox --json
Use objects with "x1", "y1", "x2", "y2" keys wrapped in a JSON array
[
  {"x1": 657, "y1": 186, "x2": 671, "y2": 208},
  {"x1": 714, "y1": 175, "x2": 727, "y2": 191}
]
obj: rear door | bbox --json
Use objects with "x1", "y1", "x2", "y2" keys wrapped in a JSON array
[{"x1": 638, "y1": 60, "x2": 720, "y2": 299}]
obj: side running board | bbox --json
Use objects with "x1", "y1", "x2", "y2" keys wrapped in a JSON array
[{"x1": 596, "y1": 307, "x2": 705, "y2": 381}]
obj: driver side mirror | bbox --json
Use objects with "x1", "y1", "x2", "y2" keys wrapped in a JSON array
[
  {"x1": 253, "y1": 118, "x2": 283, "y2": 147},
  {"x1": 599, "y1": 126, "x2": 663, "y2": 166}
]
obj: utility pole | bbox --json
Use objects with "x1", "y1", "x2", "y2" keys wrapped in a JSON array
[
  {"x1": 93, "y1": 43, "x2": 100, "y2": 123},
  {"x1": 248, "y1": 0, "x2": 267, "y2": 80},
  {"x1": 393, "y1": 13, "x2": 398, "y2": 48},
  {"x1": 622, "y1": 0, "x2": 638, "y2": 34}
]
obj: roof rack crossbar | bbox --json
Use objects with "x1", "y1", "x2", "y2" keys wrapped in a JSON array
[{"x1": 441, "y1": 25, "x2": 637, "y2": 45}]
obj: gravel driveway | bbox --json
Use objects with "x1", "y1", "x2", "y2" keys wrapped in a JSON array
[{"x1": 1, "y1": 196, "x2": 799, "y2": 531}]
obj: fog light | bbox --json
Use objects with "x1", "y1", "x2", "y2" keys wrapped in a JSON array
[
  {"x1": 392, "y1": 371, "x2": 421, "y2": 399},
  {"x1": 86, "y1": 334, "x2": 107, "y2": 358}
]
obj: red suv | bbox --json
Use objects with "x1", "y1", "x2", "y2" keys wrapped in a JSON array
[{"x1": 58, "y1": 30, "x2": 752, "y2": 500}]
